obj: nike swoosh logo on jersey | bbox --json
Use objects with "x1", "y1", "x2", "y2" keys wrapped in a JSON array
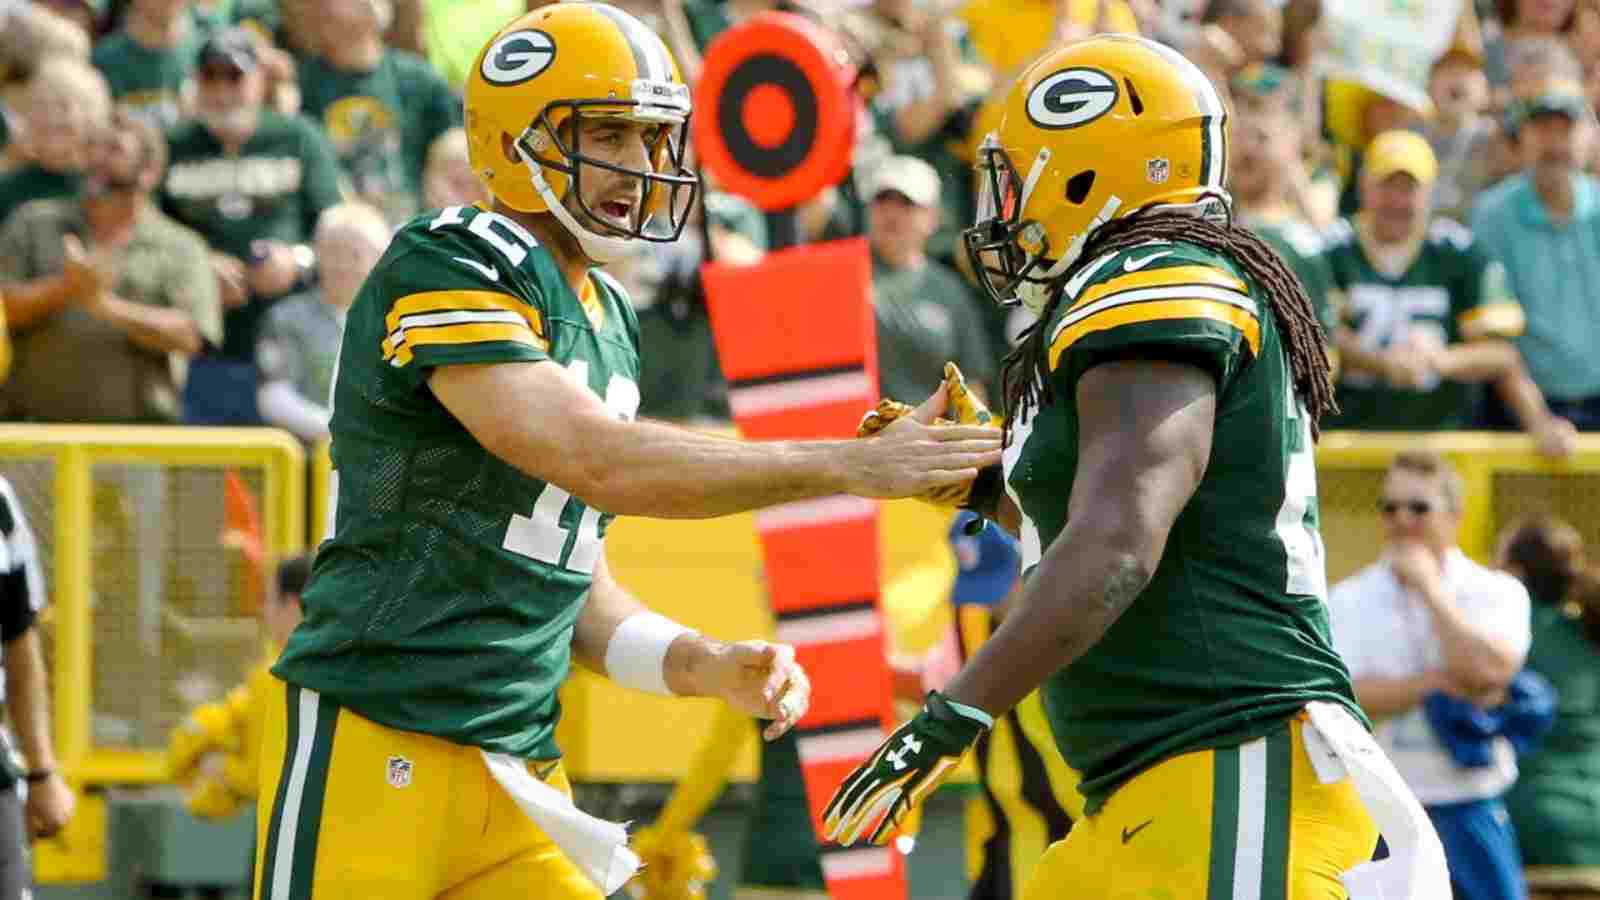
[
  {"x1": 1123, "y1": 250, "x2": 1174, "y2": 272},
  {"x1": 453, "y1": 257, "x2": 500, "y2": 282},
  {"x1": 1121, "y1": 819, "x2": 1153, "y2": 843}
]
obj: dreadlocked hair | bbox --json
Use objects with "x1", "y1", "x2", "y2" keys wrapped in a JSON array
[{"x1": 999, "y1": 208, "x2": 1338, "y2": 442}]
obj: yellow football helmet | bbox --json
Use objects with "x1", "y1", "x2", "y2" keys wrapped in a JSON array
[
  {"x1": 964, "y1": 35, "x2": 1231, "y2": 313},
  {"x1": 465, "y1": 3, "x2": 700, "y2": 262}
]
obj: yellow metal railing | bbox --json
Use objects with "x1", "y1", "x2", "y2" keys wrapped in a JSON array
[{"x1": 0, "y1": 426, "x2": 305, "y2": 784}]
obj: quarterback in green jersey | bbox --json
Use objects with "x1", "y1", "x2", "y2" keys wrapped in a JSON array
[
  {"x1": 255, "y1": 5, "x2": 1002, "y2": 900},
  {"x1": 826, "y1": 36, "x2": 1452, "y2": 900}
]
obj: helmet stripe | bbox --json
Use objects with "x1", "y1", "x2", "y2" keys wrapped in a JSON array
[
  {"x1": 1138, "y1": 37, "x2": 1227, "y2": 189},
  {"x1": 590, "y1": 3, "x2": 670, "y2": 82}
]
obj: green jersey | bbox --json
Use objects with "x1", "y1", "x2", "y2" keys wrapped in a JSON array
[
  {"x1": 1321, "y1": 217, "x2": 1525, "y2": 431},
  {"x1": 91, "y1": 28, "x2": 200, "y2": 129},
  {"x1": 273, "y1": 204, "x2": 642, "y2": 759},
  {"x1": 1004, "y1": 239, "x2": 1362, "y2": 814},
  {"x1": 160, "y1": 110, "x2": 344, "y2": 358},
  {"x1": 297, "y1": 51, "x2": 462, "y2": 223}
]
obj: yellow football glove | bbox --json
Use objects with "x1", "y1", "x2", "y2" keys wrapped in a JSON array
[
  {"x1": 627, "y1": 826, "x2": 717, "y2": 900},
  {"x1": 857, "y1": 363, "x2": 1001, "y2": 510}
]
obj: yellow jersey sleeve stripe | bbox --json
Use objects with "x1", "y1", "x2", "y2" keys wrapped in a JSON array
[
  {"x1": 393, "y1": 322, "x2": 547, "y2": 352},
  {"x1": 1049, "y1": 298, "x2": 1262, "y2": 369},
  {"x1": 1457, "y1": 302, "x2": 1526, "y2": 339},
  {"x1": 385, "y1": 290, "x2": 545, "y2": 339},
  {"x1": 1069, "y1": 264, "x2": 1249, "y2": 312}
]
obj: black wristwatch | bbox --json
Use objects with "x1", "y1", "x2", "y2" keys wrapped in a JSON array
[{"x1": 23, "y1": 769, "x2": 53, "y2": 784}]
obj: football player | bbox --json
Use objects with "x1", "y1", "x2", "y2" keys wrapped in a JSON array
[
  {"x1": 825, "y1": 36, "x2": 1452, "y2": 899},
  {"x1": 253, "y1": 5, "x2": 1002, "y2": 899}
]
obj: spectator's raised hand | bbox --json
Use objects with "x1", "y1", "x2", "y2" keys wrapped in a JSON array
[{"x1": 1389, "y1": 540, "x2": 1444, "y2": 592}]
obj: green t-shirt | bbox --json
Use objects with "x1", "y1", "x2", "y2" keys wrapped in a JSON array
[
  {"x1": 273, "y1": 204, "x2": 643, "y2": 759},
  {"x1": 1321, "y1": 217, "x2": 1524, "y2": 431},
  {"x1": 297, "y1": 51, "x2": 462, "y2": 224},
  {"x1": 1003, "y1": 239, "x2": 1362, "y2": 814},
  {"x1": 91, "y1": 28, "x2": 200, "y2": 129},
  {"x1": 160, "y1": 110, "x2": 345, "y2": 358},
  {"x1": 0, "y1": 166, "x2": 80, "y2": 227},
  {"x1": 1504, "y1": 602, "x2": 1600, "y2": 868},
  {"x1": 872, "y1": 252, "x2": 995, "y2": 403}
]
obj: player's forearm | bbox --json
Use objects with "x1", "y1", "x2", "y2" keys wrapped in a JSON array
[
  {"x1": 3, "y1": 631, "x2": 57, "y2": 772},
  {"x1": 943, "y1": 520, "x2": 1157, "y2": 717},
  {"x1": 573, "y1": 555, "x2": 724, "y2": 697},
  {"x1": 1353, "y1": 672, "x2": 1448, "y2": 720},
  {"x1": 563, "y1": 417, "x2": 854, "y2": 519}
]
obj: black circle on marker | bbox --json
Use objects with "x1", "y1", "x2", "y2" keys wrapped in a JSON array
[{"x1": 716, "y1": 53, "x2": 819, "y2": 180}]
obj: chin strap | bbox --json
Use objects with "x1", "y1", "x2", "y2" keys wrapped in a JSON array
[{"x1": 516, "y1": 142, "x2": 637, "y2": 264}]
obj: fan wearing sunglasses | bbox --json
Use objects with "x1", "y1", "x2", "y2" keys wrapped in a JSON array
[{"x1": 1328, "y1": 449, "x2": 1534, "y2": 900}]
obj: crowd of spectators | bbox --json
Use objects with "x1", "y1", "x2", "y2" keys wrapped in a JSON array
[{"x1": 3, "y1": 0, "x2": 1600, "y2": 896}]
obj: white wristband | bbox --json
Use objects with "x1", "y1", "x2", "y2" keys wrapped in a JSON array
[{"x1": 604, "y1": 611, "x2": 695, "y2": 696}]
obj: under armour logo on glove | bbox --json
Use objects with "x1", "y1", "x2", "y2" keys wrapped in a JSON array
[
  {"x1": 886, "y1": 734, "x2": 924, "y2": 770},
  {"x1": 822, "y1": 692, "x2": 991, "y2": 846}
]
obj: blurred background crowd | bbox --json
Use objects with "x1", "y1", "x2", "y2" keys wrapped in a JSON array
[{"x1": 5, "y1": 0, "x2": 1600, "y2": 897}]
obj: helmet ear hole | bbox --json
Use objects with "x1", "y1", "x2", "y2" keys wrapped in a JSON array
[
  {"x1": 1124, "y1": 78, "x2": 1144, "y2": 116},
  {"x1": 1066, "y1": 170, "x2": 1096, "y2": 205},
  {"x1": 500, "y1": 133, "x2": 521, "y2": 165}
]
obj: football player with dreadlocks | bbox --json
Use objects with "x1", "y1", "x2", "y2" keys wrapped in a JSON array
[
  {"x1": 825, "y1": 35, "x2": 1452, "y2": 899},
  {"x1": 254, "y1": 5, "x2": 1001, "y2": 899}
]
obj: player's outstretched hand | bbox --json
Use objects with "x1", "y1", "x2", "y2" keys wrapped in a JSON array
[
  {"x1": 842, "y1": 381, "x2": 1003, "y2": 499},
  {"x1": 822, "y1": 691, "x2": 990, "y2": 846},
  {"x1": 703, "y1": 642, "x2": 811, "y2": 741}
]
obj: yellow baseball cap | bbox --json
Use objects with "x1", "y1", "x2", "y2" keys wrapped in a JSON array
[{"x1": 1364, "y1": 130, "x2": 1438, "y2": 186}]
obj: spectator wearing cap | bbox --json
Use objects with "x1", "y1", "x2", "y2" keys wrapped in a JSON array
[
  {"x1": 91, "y1": 0, "x2": 201, "y2": 129},
  {"x1": 0, "y1": 109, "x2": 220, "y2": 424},
  {"x1": 160, "y1": 27, "x2": 342, "y2": 370},
  {"x1": 0, "y1": 57, "x2": 110, "y2": 226},
  {"x1": 297, "y1": 0, "x2": 459, "y2": 224},
  {"x1": 1322, "y1": 130, "x2": 1574, "y2": 453},
  {"x1": 866, "y1": 155, "x2": 995, "y2": 403},
  {"x1": 1474, "y1": 77, "x2": 1600, "y2": 429}
]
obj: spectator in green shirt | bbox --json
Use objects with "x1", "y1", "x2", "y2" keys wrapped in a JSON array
[
  {"x1": 159, "y1": 27, "x2": 343, "y2": 361},
  {"x1": 298, "y1": 0, "x2": 460, "y2": 224},
  {"x1": 1497, "y1": 516, "x2": 1600, "y2": 900},
  {"x1": 91, "y1": 0, "x2": 200, "y2": 129}
]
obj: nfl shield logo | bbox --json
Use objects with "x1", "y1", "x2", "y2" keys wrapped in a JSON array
[
  {"x1": 1147, "y1": 158, "x2": 1171, "y2": 184},
  {"x1": 386, "y1": 755, "x2": 413, "y2": 789}
]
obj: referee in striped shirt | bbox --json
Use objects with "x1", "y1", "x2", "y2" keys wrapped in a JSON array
[{"x1": 0, "y1": 476, "x2": 74, "y2": 898}]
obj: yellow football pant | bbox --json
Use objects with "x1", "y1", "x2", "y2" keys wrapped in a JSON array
[
  {"x1": 1021, "y1": 715, "x2": 1380, "y2": 900},
  {"x1": 253, "y1": 677, "x2": 601, "y2": 900}
]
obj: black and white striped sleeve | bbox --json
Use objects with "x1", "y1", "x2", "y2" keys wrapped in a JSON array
[{"x1": 0, "y1": 476, "x2": 44, "y2": 642}]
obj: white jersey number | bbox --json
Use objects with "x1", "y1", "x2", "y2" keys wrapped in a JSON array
[
  {"x1": 503, "y1": 360, "x2": 639, "y2": 574},
  {"x1": 1275, "y1": 386, "x2": 1328, "y2": 599}
]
